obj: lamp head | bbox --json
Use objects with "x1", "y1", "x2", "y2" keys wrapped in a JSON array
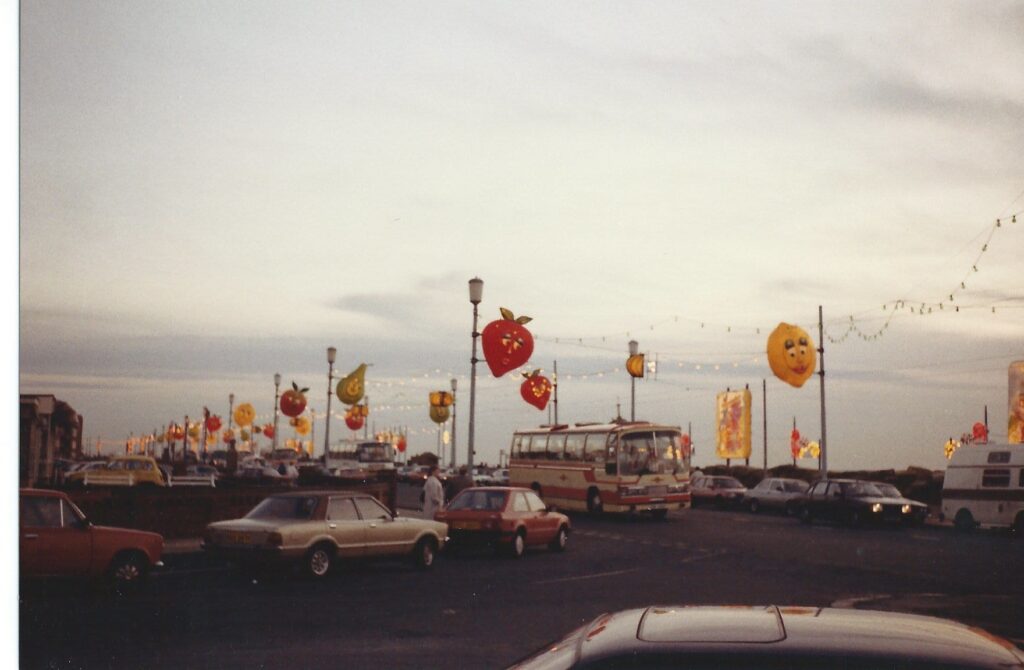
[
  {"x1": 468, "y1": 277, "x2": 484, "y2": 305},
  {"x1": 274, "y1": 372, "x2": 281, "y2": 386},
  {"x1": 628, "y1": 340, "x2": 639, "y2": 356},
  {"x1": 327, "y1": 346, "x2": 337, "y2": 364}
]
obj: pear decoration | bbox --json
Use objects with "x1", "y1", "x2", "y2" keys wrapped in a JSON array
[{"x1": 337, "y1": 363, "x2": 367, "y2": 405}]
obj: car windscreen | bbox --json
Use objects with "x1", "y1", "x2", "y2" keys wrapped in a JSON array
[
  {"x1": 875, "y1": 484, "x2": 902, "y2": 498},
  {"x1": 714, "y1": 477, "x2": 743, "y2": 489},
  {"x1": 845, "y1": 482, "x2": 884, "y2": 498},
  {"x1": 784, "y1": 480, "x2": 809, "y2": 493},
  {"x1": 245, "y1": 496, "x2": 318, "y2": 520},
  {"x1": 448, "y1": 490, "x2": 507, "y2": 511}
]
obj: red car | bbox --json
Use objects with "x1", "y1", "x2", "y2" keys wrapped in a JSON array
[
  {"x1": 19, "y1": 488, "x2": 164, "y2": 591},
  {"x1": 435, "y1": 486, "x2": 570, "y2": 558}
]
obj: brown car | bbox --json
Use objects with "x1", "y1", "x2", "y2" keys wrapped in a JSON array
[
  {"x1": 19, "y1": 488, "x2": 164, "y2": 590},
  {"x1": 435, "y1": 486, "x2": 570, "y2": 558}
]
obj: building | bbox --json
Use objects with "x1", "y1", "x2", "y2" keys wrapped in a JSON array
[{"x1": 20, "y1": 394, "x2": 84, "y2": 486}]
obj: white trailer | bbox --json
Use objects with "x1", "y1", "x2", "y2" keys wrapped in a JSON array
[{"x1": 942, "y1": 443, "x2": 1024, "y2": 533}]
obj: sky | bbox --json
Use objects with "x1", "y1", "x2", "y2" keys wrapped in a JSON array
[{"x1": 17, "y1": 0, "x2": 1024, "y2": 472}]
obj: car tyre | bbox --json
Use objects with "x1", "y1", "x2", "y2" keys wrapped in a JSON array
[
  {"x1": 413, "y1": 537, "x2": 437, "y2": 569},
  {"x1": 109, "y1": 552, "x2": 147, "y2": 594},
  {"x1": 305, "y1": 543, "x2": 334, "y2": 578},
  {"x1": 785, "y1": 500, "x2": 797, "y2": 517},
  {"x1": 799, "y1": 506, "x2": 813, "y2": 525},
  {"x1": 748, "y1": 499, "x2": 760, "y2": 514},
  {"x1": 954, "y1": 509, "x2": 975, "y2": 533},
  {"x1": 586, "y1": 488, "x2": 603, "y2": 516},
  {"x1": 1013, "y1": 513, "x2": 1024, "y2": 538},
  {"x1": 509, "y1": 530, "x2": 526, "y2": 559},
  {"x1": 549, "y1": 526, "x2": 568, "y2": 552}
]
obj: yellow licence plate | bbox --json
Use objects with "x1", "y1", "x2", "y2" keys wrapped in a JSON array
[
  {"x1": 226, "y1": 531, "x2": 252, "y2": 544},
  {"x1": 452, "y1": 521, "x2": 480, "y2": 530}
]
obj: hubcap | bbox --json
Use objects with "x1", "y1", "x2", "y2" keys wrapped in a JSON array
[
  {"x1": 115, "y1": 562, "x2": 140, "y2": 582},
  {"x1": 558, "y1": 530, "x2": 567, "y2": 548},
  {"x1": 311, "y1": 550, "x2": 330, "y2": 576},
  {"x1": 422, "y1": 544, "x2": 434, "y2": 566},
  {"x1": 515, "y1": 535, "x2": 524, "y2": 555}
]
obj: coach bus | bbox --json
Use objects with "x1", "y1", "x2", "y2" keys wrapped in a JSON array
[{"x1": 508, "y1": 421, "x2": 691, "y2": 518}]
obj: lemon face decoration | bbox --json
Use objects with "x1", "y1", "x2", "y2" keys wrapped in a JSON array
[
  {"x1": 767, "y1": 323, "x2": 816, "y2": 388},
  {"x1": 429, "y1": 405, "x2": 450, "y2": 424},
  {"x1": 233, "y1": 403, "x2": 256, "y2": 427},
  {"x1": 337, "y1": 363, "x2": 367, "y2": 405},
  {"x1": 625, "y1": 354, "x2": 645, "y2": 378}
]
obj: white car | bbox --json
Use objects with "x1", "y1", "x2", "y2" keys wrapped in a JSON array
[{"x1": 742, "y1": 477, "x2": 809, "y2": 515}]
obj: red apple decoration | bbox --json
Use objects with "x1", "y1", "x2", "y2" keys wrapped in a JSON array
[
  {"x1": 481, "y1": 307, "x2": 534, "y2": 377},
  {"x1": 345, "y1": 414, "x2": 364, "y2": 431},
  {"x1": 262, "y1": 423, "x2": 274, "y2": 440},
  {"x1": 520, "y1": 370, "x2": 552, "y2": 410},
  {"x1": 205, "y1": 415, "x2": 222, "y2": 432},
  {"x1": 280, "y1": 382, "x2": 309, "y2": 418}
]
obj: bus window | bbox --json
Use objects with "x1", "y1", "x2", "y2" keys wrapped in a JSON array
[
  {"x1": 529, "y1": 435, "x2": 548, "y2": 459},
  {"x1": 654, "y1": 431, "x2": 684, "y2": 473},
  {"x1": 582, "y1": 434, "x2": 606, "y2": 463},
  {"x1": 605, "y1": 433, "x2": 618, "y2": 475},
  {"x1": 511, "y1": 434, "x2": 523, "y2": 458},
  {"x1": 547, "y1": 434, "x2": 566, "y2": 460},
  {"x1": 564, "y1": 434, "x2": 584, "y2": 461},
  {"x1": 619, "y1": 432, "x2": 657, "y2": 476}
]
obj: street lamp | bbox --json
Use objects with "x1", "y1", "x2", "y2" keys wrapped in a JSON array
[
  {"x1": 228, "y1": 393, "x2": 235, "y2": 439},
  {"x1": 467, "y1": 277, "x2": 483, "y2": 473},
  {"x1": 273, "y1": 373, "x2": 282, "y2": 452},
  {"x1": 449, "y1": 378, "x2": 458, "y2": 470},
  {"x1": 628, "y1": 340, "x2": 639, "y2": 421},
  {"x1": 324, "y1": 346, "x2": 337, "y2": 463}
]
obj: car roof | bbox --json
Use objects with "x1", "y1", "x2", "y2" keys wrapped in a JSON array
[
  {"x1": 569, "y1": 606, "x2": 1023, "y2": 667},
  {"x1": 263, "y1": 490, "x2": 369, "y2": 498},
  {"x1": 20, "y1": 488, "x2": 68, "y2": 498}
]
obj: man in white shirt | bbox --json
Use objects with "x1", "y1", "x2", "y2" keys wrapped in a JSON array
[{"x1": 422, "y1": 465, "x2": 445, "y2": 520}]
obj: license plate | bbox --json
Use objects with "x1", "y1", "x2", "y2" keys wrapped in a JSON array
[
  {"x1": 452, "y1": 521, "x2": 480, "y2": 530},
  {"x1": 226, "y1": 531, "x2": 251, "y2": 544}
]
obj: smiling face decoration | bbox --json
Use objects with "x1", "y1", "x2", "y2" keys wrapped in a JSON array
[
  {"x1": 481, "y1": 307, "x2": 534, "y2": 378},
  {"x1": 767, "y1": 323, "x2": 816, "y2": 388}
]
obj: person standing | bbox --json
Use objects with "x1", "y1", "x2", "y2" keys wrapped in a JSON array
[{"x1": 422, "y1": 465, "x2": 445, "y2": 520}]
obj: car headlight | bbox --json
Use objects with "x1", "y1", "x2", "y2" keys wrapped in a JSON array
[
  {"x1": 901, "y1": 504, "x2": 913, "y2": 514},
  {"x1": 871, "y1": 503, "x2": 883, "y2": 514}
]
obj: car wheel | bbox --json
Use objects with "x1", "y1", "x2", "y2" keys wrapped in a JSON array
[
  {"x1": 109, "y1": 552, "x2": 147, "y2": 594},
  {"x1": 799, "y1": 506, "x2": 813, "y2": 525},
  {"x1": 509, "y1": 530, "x2": 526, "y2": 559},
  {"x1": 305, "y1": 544, "x2": 333, "y2": 578},
  {"x1": 785, "y1": 501, "x2": 797, "y2": 517},
  {"x1": 413, "y1": 537, "x2": 437, "y2": 569},
  {"x1": 548, "y1": 526, "x2": 568, "y2": 552},
  {"x1": 586, "y1": 489, "x2": 603, "y2": 516},
  {"x1": 748, "y1": 499, "x2": 760, "y2": 514},
  {"x1": 954, "y1": 509, "x2": 975, "y2": 533}
]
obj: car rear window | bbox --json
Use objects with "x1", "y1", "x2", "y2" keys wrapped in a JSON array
[
  {"x1": 246, "y1": 496, "x2": 318, "y2": 520},
  {"x1": 449, "y1": 490, "x2": 507, "y2": 511}
]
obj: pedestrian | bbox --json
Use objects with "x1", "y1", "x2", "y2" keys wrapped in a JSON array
[
  {"x1": 422, "y1": 464, "x2": 445, "y2": 520},
  {"x1": 448, "y1": 466, "x2": 474, "y2": 499}
]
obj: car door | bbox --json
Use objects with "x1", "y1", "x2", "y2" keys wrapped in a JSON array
[
  {"x1": 20, "y1": 495, "x2": 93, "y2": 577},
  {"x1": 524, "y1": 490, "x2": 559, "y2": 544},
  {"x1": 806, "y1": 482, "x2": 826, "y2": 517},
  {"x1": 326, "y1": 496, "x2": 365, "y2": 558},
  {"x1": 824, "y1": 482, "x2": 845, "y2": 521},
  {"x1": 354, "y1": 497, "x2": 408, "y2": 557}
]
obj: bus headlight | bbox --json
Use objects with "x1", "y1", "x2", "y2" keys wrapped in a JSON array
[{"x1": 871, "y1": 503, "x2": 883, "y2": 514}]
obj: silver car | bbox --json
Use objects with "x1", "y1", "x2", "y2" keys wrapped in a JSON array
[{"x1": 743, "y1": 477, "x2": 810, "y2": 515}]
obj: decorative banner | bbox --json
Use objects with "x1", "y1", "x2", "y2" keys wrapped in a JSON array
[
  {"x1": 240, "y1": 429, "x2": 250, "y2": 441},
  {"x1": 233, "y1": 403, "x2": 256, "y2": 427},
  {"x1": 767, "y1": 323, "x2": 816, "y2": 388},
  {"x1": 290, "y1": 416, "x2": 311, "y2": 436},
  {"x1": 397, "y1": 436, "x2": 407, "y2": 453},
  {"x1": 520, "y1": 370, "x2": 553, "y2": 410},
  {"x1": 1010, "y1": 361, "x2": 1024, "y2": 444},
  {"x1": 205, "y1": 415, "x2": 222, "y2": 432},
  {"x1": 280, "y1": 382, "x2": 309, "y2": 418},
  {"x1": 429, "y1": 391, "x2": 454, "y2": 408},
  {"x1": 801, "y1": 441, "x2": 821, "y2": 459},
  {"x1": 481, "y1": 307, "x2": 534, "y2": 377},
  {"x1": 715, "y1": 389, "x2": 752, "y2": 459},
  {"x1": 337, "y1": 363, "x2": 368, "y2": 405},
  {"x1": 625, "y1": 354, "x2": 645, "y2": 379},
  {"x1": 790, "y1": 428, "x2": 802, "y2": 458},
  {"x1": 944, "y1": 438, "x2": 960, "y2": 460},
  {"x1": 429, "y1": 405, "x2": 450, "y2": 424},
  {"x1": 222, "y1": 428, "x2": 235, "y2": 443},
  {"x1": 285, "y1": 438, "x2": 297, "y2": 450},
  {"x1": 262, "y1": 423, "x2": 275, "y2": 440},
  {"x1": 680, "y1": 433, "x2": 692, "y2": 458},
  {"x1": 170, "y1": 425, "x2": 185, "y2": 440},
  {"x1": 205, "y1": 434, "x2": 216, "y2": 446},
  {"x1": 188, "y1": 424, "x2": 200, "y2": 440}
]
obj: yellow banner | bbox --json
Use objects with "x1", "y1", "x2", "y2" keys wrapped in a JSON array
[
  {"x1": 1010, "y1": 361, "x2": 1024, "y2": 444},
  {"x1": 716, "y1": 389, "x2": 752, "y2": 459}
]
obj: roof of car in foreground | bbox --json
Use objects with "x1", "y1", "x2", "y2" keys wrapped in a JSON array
[
  {"x1": 264, "y1": 490, "x2": 366, "y2": 498},
  {"x1": 566, "y1": 606, "x2": 1024, "y2": 668}
]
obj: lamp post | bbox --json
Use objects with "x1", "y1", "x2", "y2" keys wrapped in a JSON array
[
  {"x1": 273, "y1": 373, "x2": 281, "y2": 452},
  {"x1": 628, "y1": 339, "x2": 639, "y2": 421},
  {"x1": 467, "y1": 277, "x2": 483, "y2": 473},
  {"x1": 324, "y1": 347, "x2": 336, "y2": 463},
  {"x1": 227, "y1": 393, "x2": 235, "y2": 451},
  {"x1": 449, "y1": 378, "x2": 458, "y2": 469}
]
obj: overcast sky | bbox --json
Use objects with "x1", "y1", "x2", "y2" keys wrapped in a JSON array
[{"x1": 19, "y1": 0, "x2": 1024, "y2": 470}]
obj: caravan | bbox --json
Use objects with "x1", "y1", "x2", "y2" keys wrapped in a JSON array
[{"x1": 942, "y1": 443, "x2": 1024, "y2": 533}]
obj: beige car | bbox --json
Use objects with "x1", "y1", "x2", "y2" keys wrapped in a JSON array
[{"x1": 202, "y1": 490, "x2": 447, "y2": 577}]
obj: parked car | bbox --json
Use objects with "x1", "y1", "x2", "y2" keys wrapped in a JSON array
[
  {"x1": 435, "y1": 486, "x2": 570, "y2": 558},
  {"x1": 491, "y1": 468, "x2": 510, "y2": 486},
  {"x1": 797, "y1": 479, "x2": 929, "y2": 527},
  {"x1": 65, "y1": 455, "x2": 167, "y2": 487},
  {"x1": 20, "y1": 488, "x2": 164, "y2": 591},
  {"x1": 743, "y1": 477, "x2": 810, "y2": 514},
  {"x1": 690, "y1": 474, "x2": 747, "y2": 508},
  {"x1": 509, "y1": 605, "x2": 1024, "y2": 669},
  {"x1": 202, "y1": 490, "x2": 448, "y2": 577},
  {"x1": 186, "y1": 464, "x2": 220, "y2": 479}
]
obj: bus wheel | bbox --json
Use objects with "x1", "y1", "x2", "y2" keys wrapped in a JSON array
[
  {"x1": 587, "y1": 488, "x2": 603, "y2": 515},
  {"x1": 954, "y1": 509, "x2": 975, "y2": 533},
  {"x1": 1012, "y1": 513, "x2": 1024, "y2": 538}
]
